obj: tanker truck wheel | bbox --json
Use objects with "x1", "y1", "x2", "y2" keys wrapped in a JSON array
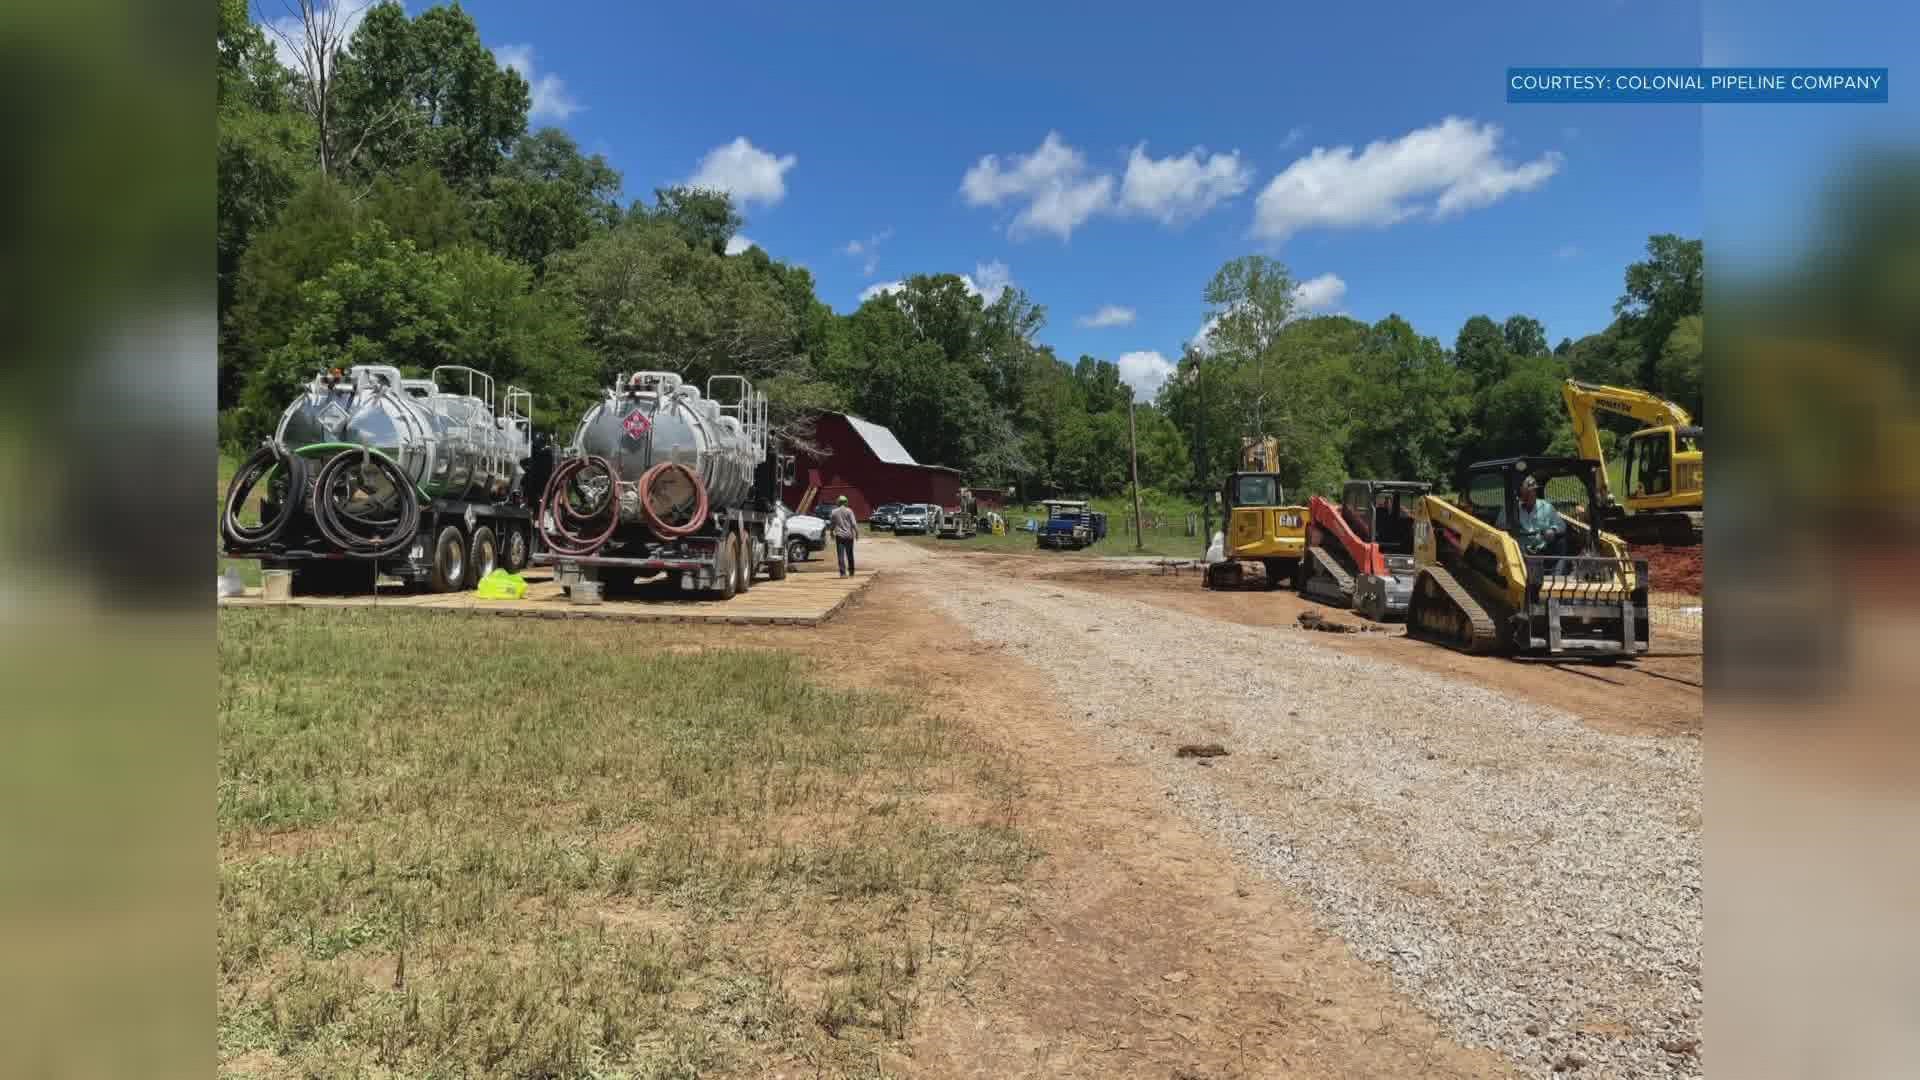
[
  {"x1": 467, "y1": 526, "x2": 498, "y2": 588},
  {"x1": 501, "y1": 524, "x2": 531, "y2": 573},
  {"x1": 735, "y1": 533, "x2": 754, "y2": 594},
  {"x1": 710, "y1": 534, "x2": 739, "y2": 601},
  {"x1": 429, "y1": 525, "x2": 468, "y2": 593},
  {"x1": 786, "y1": 537, "x2": 809, "y2": 565}
]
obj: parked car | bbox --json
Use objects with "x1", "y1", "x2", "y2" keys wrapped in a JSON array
[
  {"x1": 870, "y1": 503, "x2": 903, "y2": 531},
  {"x1": 783, "y1": 511, "x2": 828, "y2": 564},
  {"x1": 893, "y1": 503, "x2": 934, "y2": 535}
]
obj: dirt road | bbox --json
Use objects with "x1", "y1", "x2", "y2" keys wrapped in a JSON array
[{"x1": 710, "y1": 539, "x2": 1702, "y2": 1078}]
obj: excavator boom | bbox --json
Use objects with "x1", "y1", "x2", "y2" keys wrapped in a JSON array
[{"x1": 1560, "y1": 379, "x2": 1704, "y2": 545}]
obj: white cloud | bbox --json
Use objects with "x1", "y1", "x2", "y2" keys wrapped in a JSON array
[
  {"x1": 724, "y1": 234, "x2": 753, "y2": 256},
  {"x1": 1118, "y1": 143, "x2": 1252, "y2": 225},
  {"x1": 686, "y1": 137, "x2": 797, "y2": 208},
  {"x1": 963, "y1": 133, "x2": 1253, "y2": 239},
  {"x1": 1077, "y1": 304, "x2": 1137, "y2": 329},
  {"x1": 965, "y1": 260, "x2": 1014, "y2": 304},
  {"x1": 1116, "y1": 350, "x2": 1176, "y2": 399},
  {"x1": 262, "y1": 1, "x2": 368, "y2": 75},
  {"x1": 494, "y1": 44, "x2": 582, "y2": 122},
  {"x1": 1280, "y1": 126, "x2": 1308, "y2": 150},
  {"x1": 860, "y1": 280, "x2": 904, "y2": 303},
  {"x1": 1554, "y1": 243, "x2": 1581, "y2": 259},
  {"x1": 960, "y1": 132, "x2": 1114, "y2": 240},
  {"x1": 843, "y1": 228, "x2": 892, "y2": 276},
  {"x1": 1292, "y1": 272, "x2": 1347, "y2": 312},
  {"x1": 1252, "y1": 116, "x2": 1563, "y2": 242}
]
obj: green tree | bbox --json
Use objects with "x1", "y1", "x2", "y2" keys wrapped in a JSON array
[
  {"x1": 243, "y1": 224, "x2": 591, "y2": 437},
  {"x1": 1453, "y1": 314, "x2": 1511, "y2": 388},
  {"x1": 479, "y1": 129, "x2": 623, "y2": 271},
  {"x1": 1502, "y1": 314, "x2": 1549, "y2": 359},
  {"x1": 1563, "y1": 325, "x2": 1637, "y2": 385},
  {"x1": 330, "y1": 1, "x2": 530, "y2": 190},
  {"x1": 1345, "y1": 315, "x2": 1470, "y2": 486},
  {"x1": 224, "y1": 176, "x2": 362, "y2": 417},
  {"x1": 217, "y1": 0, "x2": 312, "y2": 371},
  {"x1": 645, "y1": 186, "x2": 743, "y2": 256},
  {"x1": 1657, "y1": 314, "x2": 1704, "y2": 418},
  {"x1": 1614, "y1": 234, "x2": 1703, "y2": 387}
]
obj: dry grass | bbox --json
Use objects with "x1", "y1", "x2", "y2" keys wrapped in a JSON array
[{"x1": 219, "y1": 609, "x2": 1035, "y2": 1078}]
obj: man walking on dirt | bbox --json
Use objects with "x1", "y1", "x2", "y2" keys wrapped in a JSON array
[{"x1": 829, "y1": 495, "x2": 859, "y2": 577}]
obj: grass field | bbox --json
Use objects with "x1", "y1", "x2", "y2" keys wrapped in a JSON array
[{"x1": 219, "y1": 610, "x2": 1034, "y2": 1078}]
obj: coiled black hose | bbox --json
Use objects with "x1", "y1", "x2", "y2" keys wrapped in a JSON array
[
  {"x1": 539, "y1": 455, "x2": 621, "y2": 556},
  {"x1": 310, "y1": 448, "x2": 420, "y2": 559},
  {"x1": 222, "y1": 443, "x2": 306, "y2": 547}
]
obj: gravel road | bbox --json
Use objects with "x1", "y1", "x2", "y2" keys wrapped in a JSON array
[{"x1": 904, "y1": 549, "x2": 1702, "y2": 1079}]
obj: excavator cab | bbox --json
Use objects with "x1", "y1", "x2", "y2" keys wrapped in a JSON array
[{"x1": 1410, "y1": 456, "x2": 1651, "y2": 658}]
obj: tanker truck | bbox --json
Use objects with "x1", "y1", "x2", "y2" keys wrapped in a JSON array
[
  {"x1": 220, "y1": 364, "x2": 537, "y2": 593},
  {"x1": 534, "y1": 371, "x2": 794, "y2": 600}
]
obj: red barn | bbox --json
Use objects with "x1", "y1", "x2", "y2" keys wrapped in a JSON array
[{"x1": 783, "y1": 412, "x2": 962, "y2": 517}]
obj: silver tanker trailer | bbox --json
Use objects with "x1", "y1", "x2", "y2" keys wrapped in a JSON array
[
  {"x1": 220, "y1": 364, "x2": 537, "y2": 593},
  {"x1": 535, "y1": 371, "x2": 795, "y2": 599}
]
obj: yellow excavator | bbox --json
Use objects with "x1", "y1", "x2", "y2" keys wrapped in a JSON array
[
  {"x1": 1561, "y1": 379, "x2": 1703, "y2": 545},
  {"x1": 1204, "y1": 435, "x2": 1309, "y2": 589},
  {"x1": 1409, "y1": 456, "x2": 1650, "y2": 659}
]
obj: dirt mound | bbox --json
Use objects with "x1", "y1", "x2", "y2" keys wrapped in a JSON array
[{"x1": 1635, "y1": 544, "x2": 1703, "y2": 597}]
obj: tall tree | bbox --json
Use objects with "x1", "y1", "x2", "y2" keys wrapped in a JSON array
[
  {"x1": 1200, "y1": 255, "x2": 1296, "y2": 436},
  {"x1": 480, "y1": 129, "x2": 623, "y2": 271},
  {"x1": 1453, "y1": 314, "x2": 1511, "y2": 388},
  {"x1": 1502, "y1": 314, "x2": 1549, "y2": 359},
  {"x1": 1614, "y1": 234, "x2": 1703, "y2": 387},
  {"x1": 328, "y1": 1, "x2": 530, "y2": 190}
]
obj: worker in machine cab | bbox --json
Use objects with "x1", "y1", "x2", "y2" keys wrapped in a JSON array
[
  {"x1": 829, "y1": 495, "x2": 860, "y2": 577},
  {"x1": 1497, "y1": 475, "x2": 1567, "y2": 557}
]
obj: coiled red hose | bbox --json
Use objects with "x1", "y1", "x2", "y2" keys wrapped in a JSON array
[
  {"x1": 539, "y1": 455, "x2": 621, "y2": 556},
  {"x1": 636, "y1": 461, "x2": 710, "y2": 538}
]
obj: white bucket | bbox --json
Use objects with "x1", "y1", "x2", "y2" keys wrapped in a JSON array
[
  {"x1": 569, "y1": 580, "x2": 603, "y2": 606},
  {"x1": 261, "y1": 569, "x2": 293, "y2": 602}
]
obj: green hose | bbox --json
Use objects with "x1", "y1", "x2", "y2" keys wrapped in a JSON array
[{"x1": 290, "y1": 442, "x2": 431, "y2": 501}]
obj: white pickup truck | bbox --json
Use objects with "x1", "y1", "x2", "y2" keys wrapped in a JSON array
[{"x1": 767, "y1": 504, "x2": 828, "y2": 573}]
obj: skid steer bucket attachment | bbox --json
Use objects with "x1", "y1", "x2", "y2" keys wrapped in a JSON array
[{"x1": 1522, "y1": 555, "x2": 1651, "y2": 656}]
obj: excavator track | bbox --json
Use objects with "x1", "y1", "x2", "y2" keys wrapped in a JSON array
[
  {"x1": 1299, "y1": 545, "x2": 1356, "y2": 607},
  {"x1": 1405, "y1": 567, "x2": 1500, "y2": 655}
]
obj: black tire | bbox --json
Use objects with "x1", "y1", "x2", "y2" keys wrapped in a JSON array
[
  {"x1": 736, "y1": 531, "x2": 754, "y2": 594},
  {"x1": 786, "y1": 537, "x2": 809, "y2": 565},
  {"x1": 501, "y1": 523, "x2": 531, "y2": 573},
  {"x1": 429, "y1": 525, "x2": 467, "y2": 593},
  {"x1": 711, "y1": 533, "x2": 738, "y2": 600},
  {"x1": 467, "y1": 526, "x2": 498, "y2": 588},
  {"x1": 767, "y1": 549, "x2": 789, "y2": 581}
]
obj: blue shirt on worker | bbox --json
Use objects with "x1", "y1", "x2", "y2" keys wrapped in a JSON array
[{"x1": 1497, "y1": 497, "x2": 1561, "y2": 554}]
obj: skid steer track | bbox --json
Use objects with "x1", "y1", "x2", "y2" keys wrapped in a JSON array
[
  {"x1": 1406, "y1": 567, "x2": 1500, "y2": 654},
  {"x1": 1299, "y1": 545, "x2": 1356, "y2": 608}
]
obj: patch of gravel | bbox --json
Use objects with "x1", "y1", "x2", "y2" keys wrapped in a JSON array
[{"x1": 918, "y1": 567, "x2": 1701, "y2": 1080}]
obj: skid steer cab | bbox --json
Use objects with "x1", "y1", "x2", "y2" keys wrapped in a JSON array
[{"x1": 1408, "y1": 456, "x2": 1650, "y2": 659}]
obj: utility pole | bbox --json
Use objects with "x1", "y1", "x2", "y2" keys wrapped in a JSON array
[{"x1": 1128, "y1": 396, "x2": 1144, "y2": 550}]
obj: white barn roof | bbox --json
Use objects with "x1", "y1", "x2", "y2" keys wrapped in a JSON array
[{"x1": 843, "y1": 414, "x2": 918, "y2": 466}]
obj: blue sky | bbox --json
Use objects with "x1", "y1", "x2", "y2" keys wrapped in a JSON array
[{"x1": 286, "y1": 1, "x2": 1708, "y2": 398}]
